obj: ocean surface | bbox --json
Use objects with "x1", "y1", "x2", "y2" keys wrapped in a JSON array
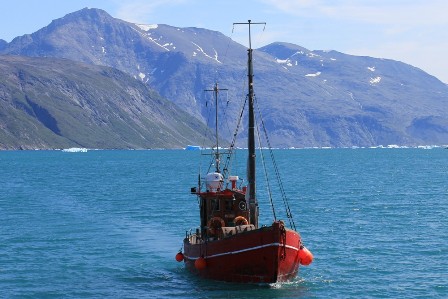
[{"x1": 1, "y1": 148, "x2": 447, "y2": 298}]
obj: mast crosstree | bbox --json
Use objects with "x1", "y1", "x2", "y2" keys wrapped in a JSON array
[{"x1": 204, "y1": 82, "x2": 228, "y2": 173}]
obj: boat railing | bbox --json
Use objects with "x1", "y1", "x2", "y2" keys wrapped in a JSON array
[
  {"x1": 221, "y1": 224, "x2": 256, "y2": 238},
  {"x1": 186, "y1": 229, "x2": 205, "y2": 245}
]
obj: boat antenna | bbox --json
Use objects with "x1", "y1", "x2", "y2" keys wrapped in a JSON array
[
  {"x1": 205, "y1": 82, "x2": 228, "y2": 173},
  {"x1": 233, "y1": 20, "x2": 266, "y2": 227}
]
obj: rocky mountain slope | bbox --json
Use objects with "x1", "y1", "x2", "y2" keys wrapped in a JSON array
[
  {"x1": 0, "y1": 55, "x2": 211, "y2": 149},
  {"x1": 2, "y1": 8, "x2": 448, "y2": 147}
]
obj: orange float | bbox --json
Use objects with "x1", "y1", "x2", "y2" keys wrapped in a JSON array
[
  {"x1": 175, "y1": 252, "x2": 184, "y2": 262},
  {"x1": 195, "y1": 256, "x2": 207, "y2": 270},
  {"x1": 298, "y1": 245, "x2": 313, "y2": 266}
]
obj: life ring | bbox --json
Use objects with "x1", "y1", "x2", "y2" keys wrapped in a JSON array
[
  {"x1": 234, "y1": 216, "x2": 249, "y2": 226},
  {"x1": 207, "y1": 217, "x2": 225, "y2": 235}
]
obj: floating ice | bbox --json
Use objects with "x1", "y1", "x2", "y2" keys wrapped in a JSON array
[{"x1": 62, "y1": 148, "x2": 88, "y2": 153}]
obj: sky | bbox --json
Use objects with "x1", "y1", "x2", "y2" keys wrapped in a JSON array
[{"x1": 1, "y1": 0, "x2": 447, "y2": 83}]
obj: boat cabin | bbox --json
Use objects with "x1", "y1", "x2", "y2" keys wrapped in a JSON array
[{"x1": 191, "y1": 171, "x2": 254, "y2": 240}]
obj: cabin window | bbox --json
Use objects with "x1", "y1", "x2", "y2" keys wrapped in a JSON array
[
  {"x1": 211, "y1": 198, "x2": 220, "y2": 211},
  {"x1": 225, "y1": 200, "x2": 233, "y2": 211}
]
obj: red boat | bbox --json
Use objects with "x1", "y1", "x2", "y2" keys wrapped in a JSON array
[{"x1": 176, "y1": 20, "x2": 313, "y2": 283}]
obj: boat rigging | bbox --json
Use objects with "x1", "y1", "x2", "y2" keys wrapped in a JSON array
[{"x1": 175, "y1": 20, "x2": 313, "y2": 283}]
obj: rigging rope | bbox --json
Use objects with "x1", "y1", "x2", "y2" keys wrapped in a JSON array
[
  {"x1": 199, "y1": 22, "x2": 297, "y2": 230},
  {"x1": 254, "y1": 100, "x2": 277, "y2": 221},
  {"x1": 221, "y1": 57, "x2": 249, "y2": 182},
  {"x1": 222, "y1": 95, "x2": 247, "y2": 180},
  {"x1": 255, "y1": 97, "x2": 296, "y2": 231}
]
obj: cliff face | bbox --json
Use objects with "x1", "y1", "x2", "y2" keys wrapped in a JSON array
[
  {"x1": 0, "y1": 55, "x2": 211, "y2": 149},
  {"x1": 2, "y1": 8, "x2": 448, "y2": 148}
]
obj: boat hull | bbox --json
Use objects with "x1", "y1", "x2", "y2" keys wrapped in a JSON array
[{"x1": 183, "y1": 221, "x2": 301, "y2": 283}]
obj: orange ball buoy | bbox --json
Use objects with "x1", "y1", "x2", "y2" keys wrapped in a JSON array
[
  {"x1": 299, "y1": 246, "x2": 313, "y2": 266},
  {"x1": 175, "y1": 252, "x2": 184, "y2": 262},
  {"x1": 194, "y1": 256, "x2": 207, "y2": 270}
]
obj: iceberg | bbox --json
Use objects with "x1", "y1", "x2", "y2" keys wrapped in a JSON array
[{"x1": 62, "y1": 147, "x2": 88, "y2": 153}]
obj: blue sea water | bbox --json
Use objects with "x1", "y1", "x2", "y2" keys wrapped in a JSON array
[{"x1": 1, "y1": 148, "x2": 447, "y2": 298}]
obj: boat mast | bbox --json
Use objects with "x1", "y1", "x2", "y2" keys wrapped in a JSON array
[
  {"x1": 205, "y1": 83, "x2": 227, "y2": 173},
  {"x1": 233, "y1": 20, "x2": 265, "y2": 227}
]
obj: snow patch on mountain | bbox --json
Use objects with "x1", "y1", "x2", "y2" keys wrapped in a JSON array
[
  {"x1": 191, "y1": 42, "x2": 221, "y2": 63},
  {"x1": 370, "y1": 76, "x2": 381, "y2": 84},
  {"x1": 276, "y1": 58, "x2": 293, "y2": 67},
  {"x1": 136, "y1": 24, "x2": 158, "y2": 31},
  {"x1": 213, "y1": 49, "x2": 219, "y2": 62},
  {"x1": 290, "y1": 51, "x2": 305, "y2": 57},
  {"x1": 147, "y1": 36, "x2": 171, "y2": 51},
  {"x1": 307, "y1": 52, "x2": 320, "y2": 58},
  {"x1": 368, "y1": 66, "x2": 376, "y2": 72},
  {"x1": 131, "y1": 27, "x2": 170, "y2": 51},
  {"x1": 348, "y1": 92, "x2": 363, "y2": 109},
  {"x1": 306, "y1": 72, "x2": 321, "y2": 77}
]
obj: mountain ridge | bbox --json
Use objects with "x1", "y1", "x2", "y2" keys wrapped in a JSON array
[{"x1": 1, "y1": 8, "x2": 448, "y2": 148}]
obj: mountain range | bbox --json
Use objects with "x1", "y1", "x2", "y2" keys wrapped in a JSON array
[{"x1": 1, "y1": 8, "x2": 448, "y2": 149}]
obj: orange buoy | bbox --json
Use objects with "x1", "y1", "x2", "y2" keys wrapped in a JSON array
[
  {"x1": 234, "y1": 216, "x2": 249, "y2": 226},
  {"x1": 298, "y1": 246, "x2": 313, "y2": 266},
  {"x1": 194, "y1": 256, "x2": 207, "y2": 270},
  {"x1": 175, "y1": 252, "x2": 184, "y2": 262}
]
